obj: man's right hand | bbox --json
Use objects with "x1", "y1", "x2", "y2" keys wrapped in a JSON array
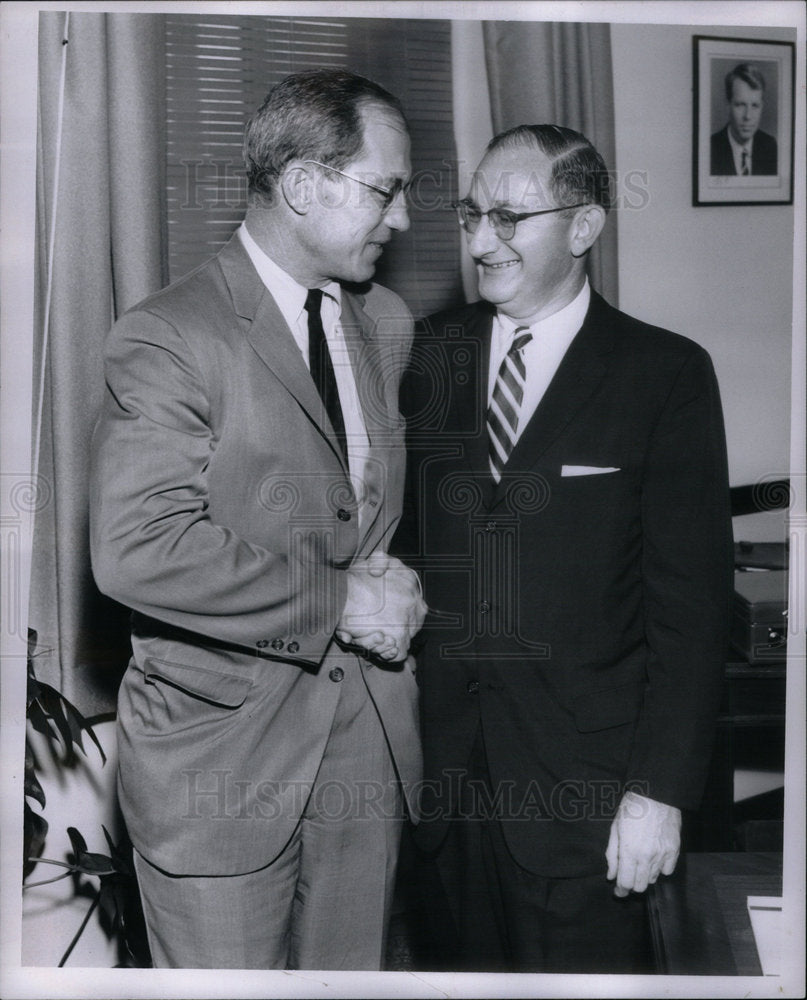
[{"x1": 336, "y1": 552, "x2": 427, "y2": 661}]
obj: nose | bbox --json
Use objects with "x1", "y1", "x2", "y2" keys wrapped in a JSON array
[
  {"x1": 466, "y1": 213, "x2": 500, "y2": 257},
  {"x1": 385, "y1": 192, "x2": 410, "y2": 232}
]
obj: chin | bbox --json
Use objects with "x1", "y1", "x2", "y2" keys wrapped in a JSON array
[
  {"x1": 478, "y1": 275, "x2": 517, "y2": 304},
  {"x1": 348, "y1": 266, "x2": 376, "y2": 285}
]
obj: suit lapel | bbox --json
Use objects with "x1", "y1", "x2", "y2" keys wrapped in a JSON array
[
  {"x1": 339, "y1": 291, "x2": 397, "y2": 552},
  {"x1": 340, "y1": 292, "x2": 384, "y2": 445},
  {"x1": 489, "y1": 292, "x2": 614, "y2": 508},
  {"x1": 457, "y1": 305, "x2": 495, "y2": 478},
  {"x1": 218, "y1": 235, "x2": 350, "y2": 471}
]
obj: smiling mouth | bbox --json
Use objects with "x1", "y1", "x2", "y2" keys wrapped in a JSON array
[{"x1": 478, "y1": 259, "x2": 519, "y2": 271}]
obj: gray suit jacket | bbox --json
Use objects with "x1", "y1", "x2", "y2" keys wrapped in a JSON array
[{"x1": 90, "y1": 234, "x2": 420, "y2": 875}]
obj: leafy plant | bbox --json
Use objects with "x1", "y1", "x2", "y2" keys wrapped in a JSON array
[{"x1": 23, "y1": 629, "x2": 150, "y2": 967}]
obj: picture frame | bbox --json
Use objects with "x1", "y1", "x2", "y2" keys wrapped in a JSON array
[{"x1": 693, "y1": 35, "x2": 794, "y2": 206}]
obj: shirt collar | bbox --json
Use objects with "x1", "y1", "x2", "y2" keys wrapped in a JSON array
[
  {"x1": 497, "y1": 279, "x2": 591, "y2": 344},
  {"x1": 238, "y1": 222, "x2": 341, "y2": 331},
  {"x1": 727, "y1": 128, "x2": 753, "y2": 155}
]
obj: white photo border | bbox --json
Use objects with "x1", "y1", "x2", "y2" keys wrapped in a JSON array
[{"x1": 694, "y1": 35, "x2": 794, "y2": 206}]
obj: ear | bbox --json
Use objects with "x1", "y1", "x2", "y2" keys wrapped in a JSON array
[
  {"x1": 570, "y1": 205, "x2": 607, "y2": 258},
  {"x1": 280, "y1": 163, "x2": 314, "y2": 216}
]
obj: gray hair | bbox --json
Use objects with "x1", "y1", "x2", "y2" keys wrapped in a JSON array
[
  {"x1": 487, "y1": 124, "x2": 611, "y2": 214},
  {"x1": 243, "y1": 69, "x2": 406, "y2": 204}
]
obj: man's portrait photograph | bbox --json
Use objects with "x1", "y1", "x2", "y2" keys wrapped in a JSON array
[{"x1": 694, "y1": 34, "x2": 794, "y2": 204}]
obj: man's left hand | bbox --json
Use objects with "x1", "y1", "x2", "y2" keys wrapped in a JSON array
[{"x1": 605, "y1": 791, "x2": 681, "y2": 897}]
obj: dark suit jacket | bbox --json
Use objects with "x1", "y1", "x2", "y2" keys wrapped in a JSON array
[
  {"x1": 710, "y1": 125, "x2": 778, "y2": 175},
  {"x1": 90, "y1": 234, "x2": 421, "y2": 876},
  {"x1": 395, "y1": 291, "x2": 733, "y2": 877}
]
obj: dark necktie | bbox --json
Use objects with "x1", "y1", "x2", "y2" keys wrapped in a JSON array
[
  {"x1": 304, "y1": 288, "x2": 348, "y2": 462},
  {"x1": 487, "y1": 327, "x2": 533, "y2": 483},
  {"x1": 741, "y1": 149, "x2": 750, "y2": 175}
]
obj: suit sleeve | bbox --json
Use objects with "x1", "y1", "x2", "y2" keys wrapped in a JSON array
[
  {"x1": 628, "y1": 347, "x2": 734, "y2": 810},
  {"x1": 89, "y1": 307, "x2": 344, "y2": 663}
]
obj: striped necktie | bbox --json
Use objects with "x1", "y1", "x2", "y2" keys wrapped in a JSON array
[
  {"x1": 487, "y1": 327, "x2": 533, "y2": 483},
  {"x1": 741, "y1": 148, "x2": 750, "y2": 175}
]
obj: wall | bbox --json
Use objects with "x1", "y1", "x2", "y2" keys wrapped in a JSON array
[
  {"x1": 612, "y1": 22, "x2": 796, "y2": 542},
  {"x1": 22, "y1": 722, "x2": 120, "y2": 967}
]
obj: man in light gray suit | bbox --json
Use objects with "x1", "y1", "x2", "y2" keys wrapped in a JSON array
[{"x1": 90, "y1": 69, "x2": 424, "y2": 970}]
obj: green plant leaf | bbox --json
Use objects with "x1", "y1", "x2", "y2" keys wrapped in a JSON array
[
  {"x1": 30, "y1": 679, "x2": 107, "y2": 766},
  {"x1": 76, "y1": 853, "x2": 118, "y2": 876},
  {"x1": 101, "y1": 826, "x2": 134, "y2": 876},
  {"x1": 35, "y1": 685, "x2": 77, "y2": 762},
  {"x1": 26, "y1": 635, "x2": 107, "y2": 768},
  {"x1": 98, "y1": 872, "x2": 124, "y2": 931},
  {"x1": 24, "y1": 745, "x2": 46, "y2": 808},
  {"x1": 66, "y1": 827, "x2": 117, "y2": 876},
  {"x1": 26, "y1": 663, "x2": 42, "y2": 711},
  {"x1": 27, "y1": 698, "x2": 58, "y2": 744},
  {"x1": 26, "y1": 628, "x2": 41, "y2": 710},
  {"x1": 23, "y1": 802, "x2": 48, "y2": 879},
  {"x1": 67, "y1": 826, "x2": 88, "y2": 858},
  {"x1": 63, "y1": 698, "x2": 107, "y2": 765}
]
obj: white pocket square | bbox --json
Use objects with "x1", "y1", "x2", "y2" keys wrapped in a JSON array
[{"x1": 561, "y1": 465, "x2": 620, "y2": 477}]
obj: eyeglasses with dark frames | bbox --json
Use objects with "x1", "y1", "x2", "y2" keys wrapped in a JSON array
[
  {"x1": 304, "y1": 159, "x2": 411, "y2": 213},
  {"x1": 453, "y1": 199, "x2": 589, "y2": 240}
]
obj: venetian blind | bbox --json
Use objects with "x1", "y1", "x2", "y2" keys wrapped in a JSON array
[{"x1": 164, "y1": 15, "x2": 462, "y2": 318}]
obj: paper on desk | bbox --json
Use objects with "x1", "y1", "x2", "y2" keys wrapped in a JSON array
[{"x1": 747, "y1": 895, "x2": 782, "y2": 975}]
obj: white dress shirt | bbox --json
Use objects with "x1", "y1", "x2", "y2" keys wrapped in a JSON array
[
  {"x1": 727, "y1": 129, "x2": 754, "y2": 175},
  {"x1": 238, "y1": 222, "x2": 373, "y2": 523},
  {"x1": 487, "y1": 281, "x2": 591, "y2": 443}
]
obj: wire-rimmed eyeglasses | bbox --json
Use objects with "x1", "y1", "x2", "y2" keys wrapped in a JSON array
[
  {"x1": 304, "y1": 160, "x2": 410, "y2": 213},
  {"x1": 453, "y1": 199, "x2": 588, "y2": 240}
]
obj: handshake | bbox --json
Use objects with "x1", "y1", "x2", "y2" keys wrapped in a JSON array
[{"x1": 335, "y1": 551, "x2": 427, "y2": 662}]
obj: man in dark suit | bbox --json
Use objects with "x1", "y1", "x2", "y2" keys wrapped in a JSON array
[
  {"x1": 395, "y1": 124, "x2": 733, "y2": 973},
  {"x1": 710, "y1": 62, "x2": 778, "y2": 175},
  {"x1": 90, "y1": 70, "x2": 425, "y2": 969}
]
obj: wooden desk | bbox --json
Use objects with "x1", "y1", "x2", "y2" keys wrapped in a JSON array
[
  {"x1": 648, "y1": 852, "x2": 782, "y2": 975},
  {"x1": 690, "y1": 663, "x2": 786, "y2": 851}
]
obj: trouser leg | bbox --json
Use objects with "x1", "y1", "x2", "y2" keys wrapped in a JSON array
[
  {"x1": 413, "y1": 727, "x2": 511, "y2": 971},
  {"x1": 133, "y1": 840, "x2": 299, "y2": 969},
  {"x1": 133, "y1": 655, "x2": 404, "y2": 970},
  {"x1": 289, "y1": 657, "x2": 403, "y2": 970},
  {"x1": 415, "y1": 725, "x2": 649, "y2": 973},
  {"x1": 488, "y1": 809, "x2": 650, "y2": 973}
]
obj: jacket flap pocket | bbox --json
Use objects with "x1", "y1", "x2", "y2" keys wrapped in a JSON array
[
  {"x1": 145, "y1": 657, "x2": 252, "y2": 708},
  {"x1": 573, "y1": 681, "x2": 644, "y2": 733}
]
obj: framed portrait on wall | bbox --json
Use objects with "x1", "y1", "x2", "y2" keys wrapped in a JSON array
[{"x1": 693, "y1": 35, "x2": 794, "y2": 206}]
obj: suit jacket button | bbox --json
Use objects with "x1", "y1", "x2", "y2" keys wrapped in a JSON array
[
  {"x1": 337, "y1": 508, "x2": 351, "y2": 522},
  {"x1": 329, "y1": 667, "x2": 345, "y2": 683},
  {"x1": 466, "y1": 680, "x2": 480, "y2": 694},
  {"x1": 287, "y1": 641, "x2": 299, "y2": 654},
  {"x1": 271, "y1": 638, "x2": 284, "y2": 650},
  {"x1": 479, "y1": 601, "x2": 491, "y2": 614},
  {"x1": 256, "y1": 639, "x2": 269, "y2": 649}
]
